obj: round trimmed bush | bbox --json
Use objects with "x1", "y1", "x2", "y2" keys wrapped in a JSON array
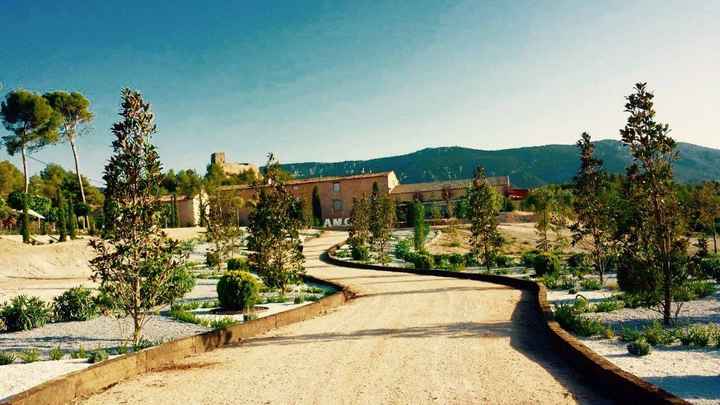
[
  {"x1": 226, "y1": 257, "x2": 249, "y2": 271},
  {"x1": 533, "y1": 253, "x2": 561, "y2": 276},
  {"x1": 216, "y1": 271, "x2": 261, "y2": 312},
  {"x1": 411, "y1": 253, "x2": 434, "y2": 270},
  {"x1": 54, "y1": 287, "x2": 98, "y2": 322},
  {"x1": 521, "y1": 250, "x2": 539, "y2": 268},
  {"x1": 1, "y1": 295, "x2": 51, "y2": 331},
  {"x1": 627, "y1": 338, "x2": 651, "y2": 356}
]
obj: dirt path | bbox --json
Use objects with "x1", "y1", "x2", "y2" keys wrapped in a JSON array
[{"x1": 79, "y1": 231, "x2": 609, "y2": 405}]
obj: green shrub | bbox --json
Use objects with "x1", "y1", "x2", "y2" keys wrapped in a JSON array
[
  {"x1": 49, "y1": 345, "x2": 64, "y2": 361},
  {"x1": 116, "y1": 344, "x2": 129, "y2": 355},
  {"x1": 620, "y1": 325, "x2": 642, "y2": 342},
  {"x1": 553, "y1": 302, "x2": 608, "y2": 337},
  {"x1": 408, "y1": 252, "x2": 434, "y2": 270},
  {"x1": 205, "y1": 251, "x2": 221, "y2": 268},
  {"x1": 169, "y1": 308, "x2": 200, "y2": 324},
  {"x1": 0, "y1": 352, "x2": 16, "y2": 365},
  {"x1": 619, "y1": 292, "x2": 659, "y2": 309},
  {"x1": 533, "y1": 253, "x2": 561, "y2": 277},
  {"x1": 567, "y1": 253, "x2": 590, "y2": 270},
  {"x1": 687, "y1": 280, "x2": 716, "y2": 299},
  {"x1": 71, "y1": 345, "x2": 87, "y2": 359},
  {"x1": 593, "y1": 297, "x2": 624, "y2": 313},
  {"x1": 293, "y1": 295, "x2": 305, "y2": 304},
  {"x1": 216, "y1": 271, "x2": 260, "y2": 312},
  {"x1": 698, "y1": 256, "x2": 720, "y2": 281},
  {"x1": 1, "y1": 295, "x2": 51, "y2": 331},
  {"x1": 351, "y1": 245, "x2": 370, "y2": 261},
  {"x1": 642, "y1": 321, "x2": 675, "y2": 346},
  {"x1": 54, "y1": 287, "x2": 98, "y2": 322},
  {"x1": 677, "y1": 325, "x2": 713, "y2": 347},
  {"x1": 493, "y1": 254, "x2": 514, "y2": 268},
  {"x1": 207, "y1": 317, "x2": 237, "y2": 330},
  {"x1": 161, "y1": 265, "x2": 196, "y2": 304},
  {"x1": 88, "y1": 349, "x2": 109, "y2": 364},
  {"x1": 226, "y1": 257, "x2": 249, "y2": 271},
  {"x1": 393, "y1": 239, "x2": 412, "y2": 260},
  {"x1": 540, "y1": 273, "x2": 574, "y2": 290},
  {"x1": 521, "y1": 250, "x2": 539, "y2": 268},
  {"x1": 627, "y1": 338, "x2": 651, "y2": 356},
  {"x1": 20, "y1": 348, "x2": 40, "y2": 363},
  {"x1": 617, "y1": 256, "x2": 659, "y2": 293},
  {"x1": 579, "y1": 278, "x2": 602, "y2": 291},
  {"x1": 573, "y1": 317, "x2": 609, "y2": 337}
]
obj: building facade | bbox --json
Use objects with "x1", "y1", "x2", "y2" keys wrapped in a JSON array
[{"x1": 219, "y1": 170, "x2": 523, "y2": 227}]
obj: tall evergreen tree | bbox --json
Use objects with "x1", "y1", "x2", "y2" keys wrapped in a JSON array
[
  {"x1": 311, "y1": 185, "x2": 322, "y2": 226},
  {"x1": 412, "y1": 200, "x2": 427, "y2": 251},
  {"x1": 467, "y1": 167, "x2": 502, "y2": 269},
  {"x1": 570, "y1": 132, "x2": 618, "y2": 284},
  {"x1": 369, "y1": 194, "x2": 396, "y2": 263},
  {"x1": 619, "y1": 82, "x2": 688, "y2": 325},
  {"x1": 89, "y1": 88, "x2": 190, "y2": 344},
  {"x1": 247, "y1": 154, "x2": 305, "y2": 293}
]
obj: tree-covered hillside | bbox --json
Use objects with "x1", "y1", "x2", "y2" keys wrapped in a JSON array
[{"x1": 280, "y1": 140, "x2": 720, "y2": 188}]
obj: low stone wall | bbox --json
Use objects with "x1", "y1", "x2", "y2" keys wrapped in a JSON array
[
  {"x1": 1, "y1": 276, "x2": 352, "y2": 405},
  {"x1": 323, "y1": 242, "x2": 689, "y2": 405}
]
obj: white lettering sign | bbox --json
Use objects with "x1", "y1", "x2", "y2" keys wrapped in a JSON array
[{"x1": 323, "y1": 218, "x2": 351, "y2": 228}]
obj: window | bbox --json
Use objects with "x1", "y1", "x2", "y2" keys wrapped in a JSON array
[
  {"x1": 332, "y1": 199, "x2": 343, "y2": 212},
  {"x1": 332, "y1": 182, "x2": 341, "y2": 192}
]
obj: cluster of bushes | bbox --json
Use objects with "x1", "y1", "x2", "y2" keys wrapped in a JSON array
[
  {"x1": 553, "y1": 301, "x2": 611, "y2": 338},
  {"x1": 619, "y1": 321, "x2": 720, "y2": 355},
  {"x1": 0, "y1": 287, "x2": 105, "y2": 333},
  {"x1": 217, "y1": 271, "x2": 261, "y2": 312}
]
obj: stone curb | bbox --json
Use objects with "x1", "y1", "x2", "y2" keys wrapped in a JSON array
[
  {"x1": 1, "y1": 275, "x2": 353, "y2": 405},
  {"x1": 323, "y1": 240, "x2": 689, "y2": 405}
]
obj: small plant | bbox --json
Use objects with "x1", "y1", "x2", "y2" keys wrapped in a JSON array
[
  {"x1": 571, "y1": 295, "x2": 591, "y2": 314},
  {"x1": 226, "y1": 257, "x2": 248, "y2": 271},
  {"x1": 521, "y1": 250, "x2": 539, "y2": 268},
  {"x1": 627, "y1": 338, "x2": 651, "y2": 356},
  {"x1": 20, "y1": 348, "x2": 41, "y2": 363},
  {"x1": 71, "y1": 345, "x2": 88, "y2": 359},
  {"x1": 169, "y1": 308, "x2": 200, "y2": 324},
  {"x1": 533, "y1": 252, "x2": 561, "y2": 276},
  {"x1": 49, "y1": 345, "x2": 64, "y2": 361},
  {"x1": 677, "y1": 324, "x2": 713, "y2": 347},
  {"x1": 293, "y1": 295, "x2": 305, "y2": 304},
  {"x1": 573, "y1": 317, "x2": 609, "y2": 337},
  {"x1": 642, "y1": 321, "x2": 675, "y2": 346},
  {"x1": 216, "y1": 271, "x2": 260, "y2": 312},
  {"x1": 54, "y1": 286, "x2": 98, "y2": 322},
  {"x1": 116, "y1": 343, "x2": 129, "y2": 355},
  {"x1": 132, "y1": 339, "x2": 155, "y2": 352},
  {"x1": 88, "y1": 349, "x2": 109, "y2": 364},
  {"x1": 1, "y1": 295, "x2": 51, "y2": 331},
  {"x1": 687, "y1": 280, "x2": 716, "y2": 299},
  {"x1": 207, "y1": 317, "x2": 237, "y2": 330},
  {"x1": 0, "y1": 351, "x2": 16, "y2": 365},
  {"x1": 244, "y1": 313, "x2": 258, "y2": 322},
  {"x1": 620, "y1": 326, "x2": 642, "y2": 343},
  {"x1": 593, "y1": 297, "x2": 624, "y2": 313},
  {"x1": 580, "y1": 278, "x2": 602, "y2": 291},
  {"x1": 351, "y1": 245, "x2": 370, "y2": 261}
]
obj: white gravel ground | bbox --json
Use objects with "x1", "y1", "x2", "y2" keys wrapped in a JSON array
[
  {"x1": 547, "y1": 285, "x2": 720, "y2": 404},
  {"x1": 580, "y1": 338, "x2": 720, "y2": 404},
  {"x1": 0, "y1": 357, "x2": 94, "y2": 401}
]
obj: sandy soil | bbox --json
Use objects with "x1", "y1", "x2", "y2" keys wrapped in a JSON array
[
  {"x1": 425, "y1": 222, "x2": 580, "y2": 256},
  {"x1": 80, "y1": 232, "x2": 608, "y2": 405}
]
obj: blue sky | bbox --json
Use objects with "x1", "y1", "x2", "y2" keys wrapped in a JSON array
[{"x1": 1, "y1": 1, "x2": 718, "y2": 184}]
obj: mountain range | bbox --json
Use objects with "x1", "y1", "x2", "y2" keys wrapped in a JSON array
[{"x1": 280, "y1": 140, "x2": 720, "y2": 188}]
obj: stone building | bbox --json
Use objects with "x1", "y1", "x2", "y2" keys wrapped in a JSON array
[{"x1": 211, "y1": 152, "x2": 260, "y2": 177}]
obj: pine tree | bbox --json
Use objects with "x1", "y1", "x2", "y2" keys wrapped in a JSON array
[
  {"x1": 369, "y1": 194, "x2": 396, "y2": 263},
  {"x1": 412, "y1": 201, "x2": 427, "y2": 251},
  {"x1": 311, "y1": 185, "x2": 322, "y2": 226}
]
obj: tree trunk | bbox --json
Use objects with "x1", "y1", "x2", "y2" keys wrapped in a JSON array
[
  {"x1": 21, "y1": 145, "x2": 29, "y2": 193},
  {"x1": 69, "y1": 138, "x2": 89, "y2": 229},
  {"x1": 663, "y1": 261, "x2": 672, "y2": 326},
  {"x1": 713, "y1": 222, "x2": 717, "y2": 254}
]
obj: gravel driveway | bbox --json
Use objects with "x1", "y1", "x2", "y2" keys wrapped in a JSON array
[{"x1": 81, "y1": 231, "x2": 609, "y2": 404}]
